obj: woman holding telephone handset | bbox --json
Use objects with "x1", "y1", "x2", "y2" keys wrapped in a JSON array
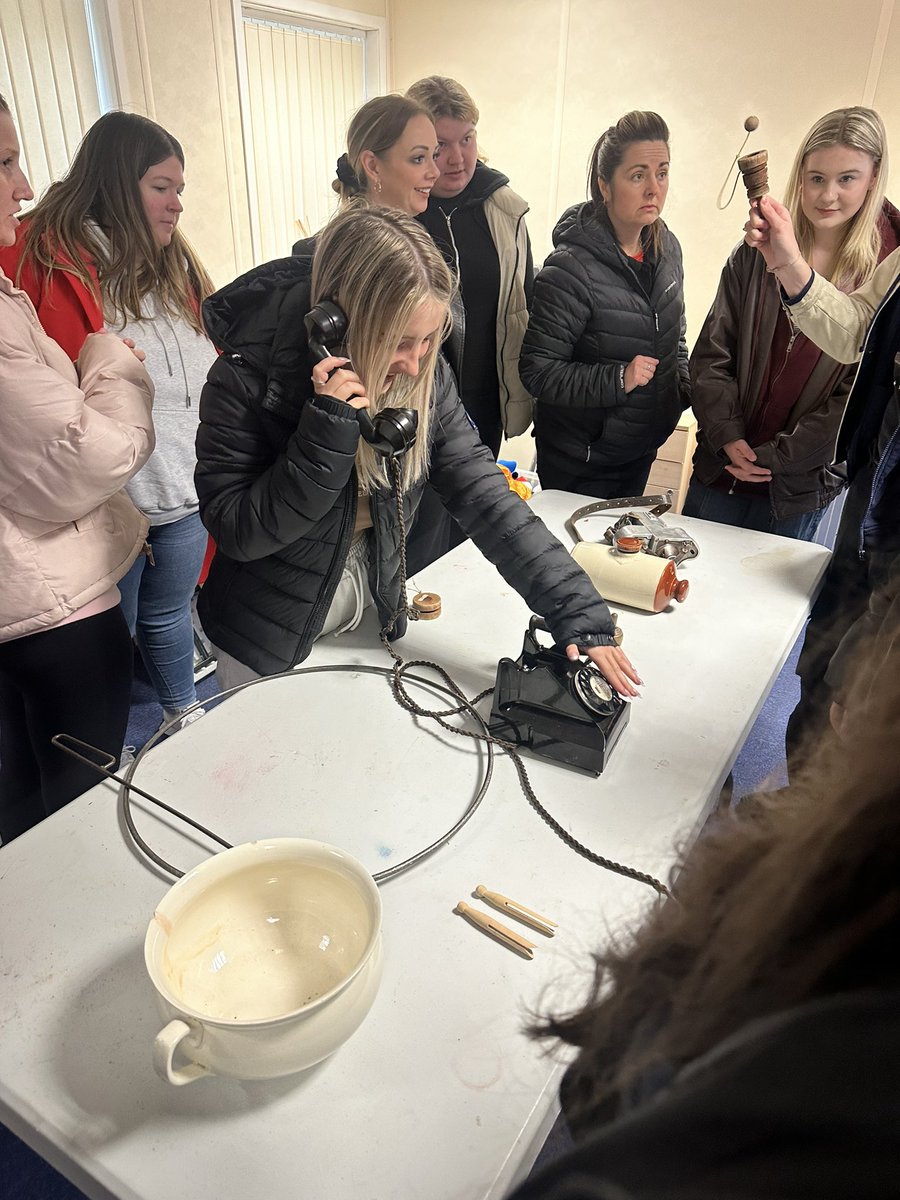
[{"x1": 196, "y1": 206, "x2": 640, "y2": 696}]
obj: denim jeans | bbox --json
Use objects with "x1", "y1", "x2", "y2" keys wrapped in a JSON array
[
  {"x1": 683, "y1": 480, "x2": 825, "y2": 542},
  {"x1": 118, "y1": 511, "x2": 209, "y2": 711}
]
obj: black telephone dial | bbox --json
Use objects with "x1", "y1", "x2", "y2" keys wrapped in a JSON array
[{"x1": 304, "y1": 300, "x2": 418, "y2": 460}]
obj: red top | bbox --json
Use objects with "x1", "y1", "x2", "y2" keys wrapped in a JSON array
[
  {"x1": 0, "y1": 220, "x2": 203, "y2": 361},
  {"x1": 0, "y1": 222, "x2": 103, "y2": 361}
]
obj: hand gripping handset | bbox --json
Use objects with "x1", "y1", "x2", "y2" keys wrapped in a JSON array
[{"x1": 304, "y1": 300, "x2": 417, "y2": 460}]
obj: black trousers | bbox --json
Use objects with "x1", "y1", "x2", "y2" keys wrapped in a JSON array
[
  {"x1": 0, "y1": 606, "x2": 133, "y2": 843},
  {"x1": 405, "y1": 484, "x2": 466, "y2": 575},
  {"x1": 535, "y1": 451, "x2": 657, "y2": 502},
  {"x1": 405, "y1": 409, "x2": 503, "y2": 576}
]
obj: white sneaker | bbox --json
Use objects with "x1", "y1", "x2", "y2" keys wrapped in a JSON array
[
  {"x1": 158, "y1": 705, "x2": 206, "y2": 736},
  {"x1": 118, "y1": 745, "x2": 136, "y2": 770}
]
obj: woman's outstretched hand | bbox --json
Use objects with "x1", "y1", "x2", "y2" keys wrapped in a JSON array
[
  {"x1": 311, "y1": 355, "x2": 370, "y2": 411},
  {"x1": 567, "y1": 643, "x2": 642, "y2": 698}
]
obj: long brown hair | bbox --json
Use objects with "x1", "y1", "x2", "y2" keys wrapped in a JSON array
[
  {"x1": 19, "y1": 111, "x2": 213, "y2": 331},
  {"x1": 587, "y1": 111, "x2": 670, "y2": 259},
  {"x1": 534, "y1": 664, "x2": 900, "y2": 1137}
]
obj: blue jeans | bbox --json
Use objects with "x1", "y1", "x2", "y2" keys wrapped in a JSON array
[
  {"x1": 118, "y1": 512, "x2": 208, "y2": 711},
  {"x1": 683, "y1": 480, "x2": 825, "y2": 542}
]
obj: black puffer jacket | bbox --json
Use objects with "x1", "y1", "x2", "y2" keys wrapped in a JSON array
[
  {"x1": 520, "y1": 203, "x2": 690, "y2": 476},
  {"x1": 195, "y1": 255, "x2": 617, "y2": 676}
]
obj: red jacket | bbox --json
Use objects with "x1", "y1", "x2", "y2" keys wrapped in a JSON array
[
  {"x1": 0, "y1": 222, "x2": 103, "y2": 361},
  {"x1": 0, "y1": 221, "x2": 206, "y2": 362}
]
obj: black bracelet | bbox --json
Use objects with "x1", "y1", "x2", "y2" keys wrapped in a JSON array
[{"x1": 782, "y1": 268, "x2": 816, "y2": 306}]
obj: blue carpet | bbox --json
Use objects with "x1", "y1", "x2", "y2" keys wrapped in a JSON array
[
  {"x1": 0, "y1": 1123, "x2": 88, "y2": 1200},
  {"x1": 729, "y1": 632, "x2": 802, "y2": 800},
  {"x1": 124, "y1": 661, "x2": 221, "y2": 753}
]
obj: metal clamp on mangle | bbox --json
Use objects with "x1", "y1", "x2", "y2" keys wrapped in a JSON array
[{"x1": 566, "y1": 491, "x2": 700, "y2": 565}]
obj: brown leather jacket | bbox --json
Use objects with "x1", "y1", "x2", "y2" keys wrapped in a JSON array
[{"x1": 689, "y1": 202, "x2": 900, "y2": 519}]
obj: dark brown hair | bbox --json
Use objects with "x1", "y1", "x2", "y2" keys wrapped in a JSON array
[
  {"x1": 19, "y1": 110, "x2": 213, "y2": 331},
  {"x1": 533, "y1": 663, "x2": 900, "y2": 1137},
  {"x1": 587, "y1": 111, "x2": 670, "y2": 257},
  {"x1": 0, "y1": 93, "x2": 10, "y2": 115}
]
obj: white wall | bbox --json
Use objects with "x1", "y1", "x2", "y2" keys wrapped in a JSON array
[
  {"x1": 99, "y1": 0, "x2": 388, "y2": 288},
  {"x1": 390, "y1": 0, "x2": 900, "y2": 345},
  {"x1": 92, "y1": 0, "x2": 900, "y2": 335}
]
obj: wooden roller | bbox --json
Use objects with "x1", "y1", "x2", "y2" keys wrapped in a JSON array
[
  {"x1": 411, "y1": 591, "x2": 442, "y2": 620},
  {"x1": 738, "y1": 149, "x2": 769, "y2": 200}
]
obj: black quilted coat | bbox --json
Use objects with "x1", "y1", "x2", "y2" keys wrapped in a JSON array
[
  {"x1": 195, "y1": 254, "x2": 617, "y2": 675},
  {"x1": 520, "y1": 203, "x2": 690, "y2": 484}
]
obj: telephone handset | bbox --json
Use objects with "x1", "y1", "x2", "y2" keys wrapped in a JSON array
[{"x1": 304, "y1": 300, "x2": 418, "y2": 460}]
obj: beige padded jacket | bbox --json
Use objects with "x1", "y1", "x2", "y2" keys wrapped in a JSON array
[
  {"x1": 787, "y1": 246, "x2": 900, "y2": 363},
  {"x1": 0, "y1": 269, "x2": 155, "y2": 641},
  {"x1": 484, "y1": 184, "x2": 533, "y2": 437}
]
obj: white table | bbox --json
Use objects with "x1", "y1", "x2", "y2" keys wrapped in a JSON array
[{"x1": 0, "y1": 492, "x2": 830, "y2": 1200}]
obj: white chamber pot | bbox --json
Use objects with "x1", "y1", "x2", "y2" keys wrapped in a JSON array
[{"x1": 144, "y1": 838, "x2": 383, "y2": 1085}]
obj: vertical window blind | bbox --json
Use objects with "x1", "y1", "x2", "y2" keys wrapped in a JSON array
[
  {"x1": 242, "y1": 14, "x2": 365, "y2": 262},
  {"x1": 0, "y1": 0, "x2": 102, "y2": 204}
]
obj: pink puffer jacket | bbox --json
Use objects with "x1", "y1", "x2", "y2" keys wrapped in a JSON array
[{"x1": 0, "y1": 269, "x2": 155, "y2": 641}]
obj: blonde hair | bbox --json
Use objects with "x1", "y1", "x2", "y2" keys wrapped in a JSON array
[
  {"x1": 333, "y1": 94, "x2": 432, "y2": 206},
  {"x1": 588, "y1": 111, "x2": 671, "y2": 259},
  {"x1": 310, "y1": 206, "x2": 454, "y2": 493},
  {"x1": 406, "y1": 76, "x2": 479, "y2": 125},
  {"x1": 783, "y1": 106, "x2": 888, "y2": 289},
  {"x1": 19, "y1": 111, "x2": 213, "y2": 332}
]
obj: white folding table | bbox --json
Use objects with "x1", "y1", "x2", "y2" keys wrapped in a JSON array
[{"x1": 0, "y1": 491, "x2": 830, "y2": 1200}]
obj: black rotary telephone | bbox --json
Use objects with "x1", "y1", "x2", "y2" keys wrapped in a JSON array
[
  {"x1": 489, "y1": 617, "x2": 630, "y2": 776},
  {"x1": 304, "y1": 300, "x2": 418, "y2": 459}
]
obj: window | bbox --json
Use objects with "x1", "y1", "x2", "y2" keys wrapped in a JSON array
[
  {"x1": 237, "y1": 4, "x2": 384, "y2": 262},
  {"x1": 0, "y1": 0, "x2": 104, "y2": 203}
]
